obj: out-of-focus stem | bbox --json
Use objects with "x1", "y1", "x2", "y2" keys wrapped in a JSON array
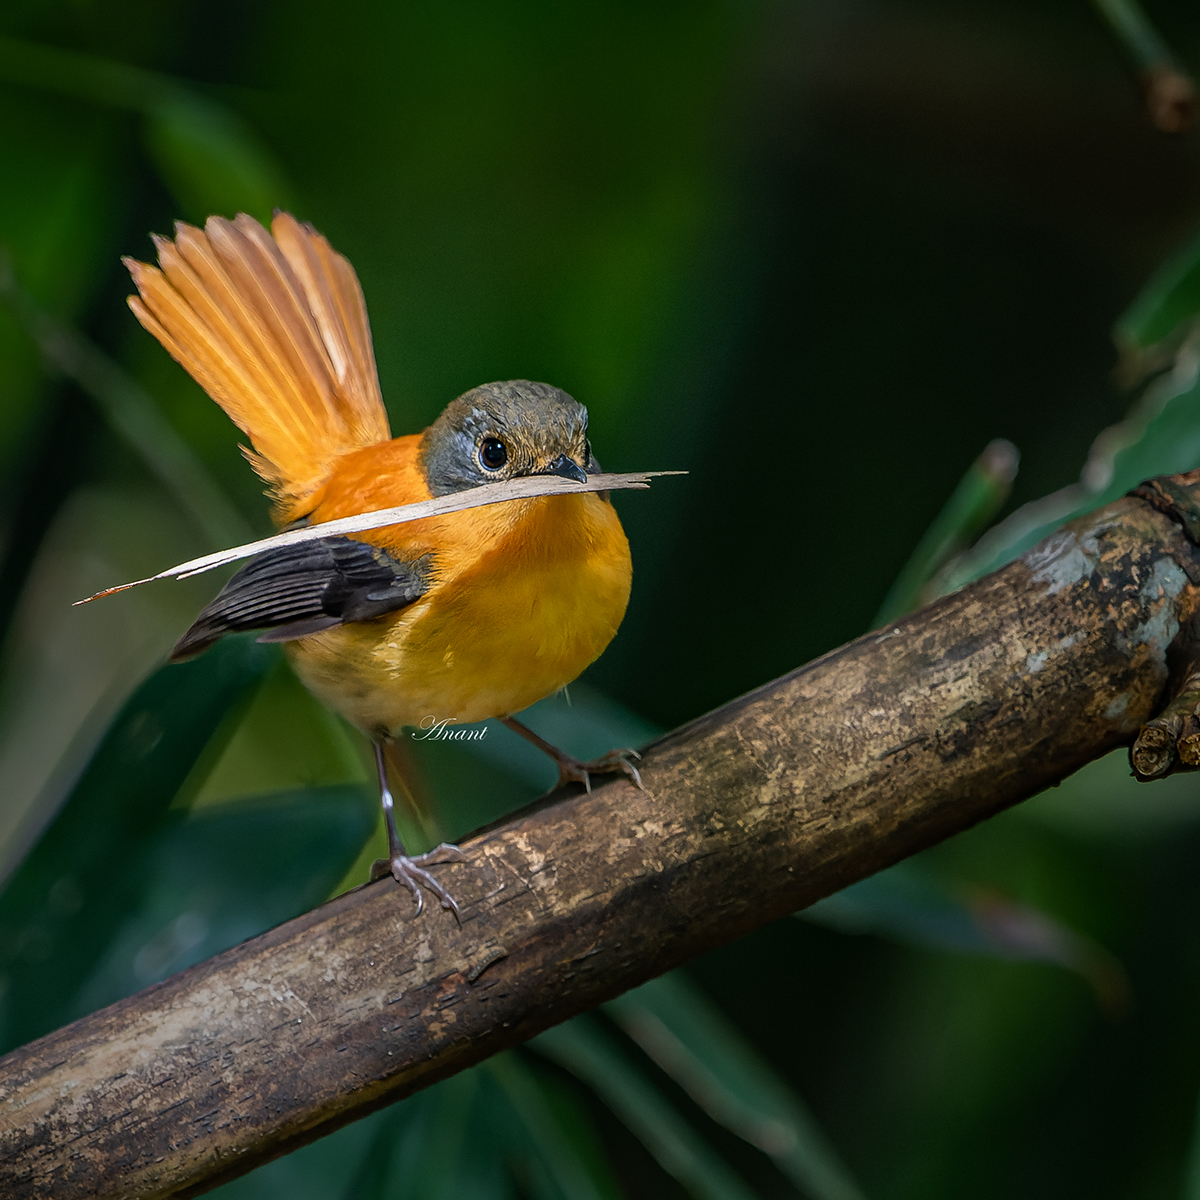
[
  {"x1": 1090, "y1": 0, "x2": 1195, "y2": 133},
  {"x1": 872, "y1": 438, "x2": 1018, "y2": 628},
  {"x1": 0, "y1": 35, "x2": 187, "y2": 112}
]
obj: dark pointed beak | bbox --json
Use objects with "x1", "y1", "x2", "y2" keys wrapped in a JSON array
[{"x1": 539, "y1": 454, "x2": 588, "y2": 484}]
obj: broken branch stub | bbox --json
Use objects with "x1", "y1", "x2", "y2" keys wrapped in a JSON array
[
  {"x1": 3, "y1": 482, "x2": 1200, "y2": 1200},
  {"x1": 1130, "y1": 469, "x2": 1200, "y2": 777}
]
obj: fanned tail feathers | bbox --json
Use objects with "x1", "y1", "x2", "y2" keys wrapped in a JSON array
[{"x1": 124, "y1": 212, "x2": 391, "y2": 522}]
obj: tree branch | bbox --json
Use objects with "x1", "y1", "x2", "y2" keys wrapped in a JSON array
[{"x1": 4, "y1": 484, "x2": 1200, "y2": 1200}]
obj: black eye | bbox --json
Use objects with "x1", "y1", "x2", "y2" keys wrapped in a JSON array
[{"x1": 479, "y1": 437, "x2": 508, "y2": 470}]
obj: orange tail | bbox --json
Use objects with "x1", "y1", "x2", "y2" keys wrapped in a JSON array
[{"x1": 124, "y1": 212, "x2": 392, "y2": 523}]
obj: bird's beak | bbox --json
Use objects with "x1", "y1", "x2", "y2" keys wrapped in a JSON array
[{"x1": 538, "y1": 455, "x2": 588, "y2": 484}]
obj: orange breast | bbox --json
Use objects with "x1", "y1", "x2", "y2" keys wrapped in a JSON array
[{"x1": 282, "y1": 437, "x2": 633, "y2": 735}]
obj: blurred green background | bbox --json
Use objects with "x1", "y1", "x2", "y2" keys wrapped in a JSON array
[{"x1": 6, "y1": 1, "x2": 1200, "y2": 1197}]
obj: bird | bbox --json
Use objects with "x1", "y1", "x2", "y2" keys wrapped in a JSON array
[{"x1": 123, "y1": 210, "x2": 640, "y2": 916}]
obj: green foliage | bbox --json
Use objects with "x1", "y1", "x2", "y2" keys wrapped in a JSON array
[
  {"x1": 1116, "y1": 223, "x2": 1200, "y2": 356},
  {"x1": 143, "y1": 94, "x2": 293, "y2": 225},
  {"x1": 935, "y1": 219, "x2": 1200, "y2": 591},
  {"x1": 0, "y1": 35, "x2": 292, "y2": 222},
  {"x1": 605, "y1": 976, "x2": 865, "y2": 1200},
  {"x1": 871, "y1": 439, "x2": 1018, "y2": 627},
  {"x1": 0, "y1": 638, "x2": 274, "y2": 1052},
  {"x1": 534, "y1": 1019, "x2": 764, "y2": 1200}
]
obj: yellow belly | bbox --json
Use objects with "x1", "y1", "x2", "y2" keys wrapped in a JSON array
[{"x1": 283, "y1": 492, "x2": 631, "y2": 737}]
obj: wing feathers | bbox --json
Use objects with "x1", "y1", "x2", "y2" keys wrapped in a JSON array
[
  {"x1": 125, "y1": 211, "x2": 392, "y2": 522},
  {"x1": 169, "y1": 536, "x2": 427, "y2": 660}
]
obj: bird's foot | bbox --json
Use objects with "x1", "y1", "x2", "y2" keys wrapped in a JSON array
[
  {"x1": 498, "y1": 716, "x2": 645, "y2": 794},
  {"x1": 551, "y1": 746, "x2": 644, "y2": 794},
  {"x1": 371, "y1": 842, "x2": 466, "y2": 918}
]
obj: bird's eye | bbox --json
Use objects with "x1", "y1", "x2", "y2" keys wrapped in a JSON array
[{"x1": 479, "y1": 437, "x2": 508, "y2": 470}]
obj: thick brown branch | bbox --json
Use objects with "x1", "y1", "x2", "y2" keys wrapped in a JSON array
[{"x1": 4, "y1": 488, "x2": 1200, "y2": 1199}]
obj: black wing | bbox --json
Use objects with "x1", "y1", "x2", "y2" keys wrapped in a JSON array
[{"x1": 170, "y1": 536, "x2": 430, "y2": 661}]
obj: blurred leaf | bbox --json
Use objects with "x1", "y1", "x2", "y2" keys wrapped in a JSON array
[
  {"x1": 1018, "y1": 746, "x2": 1200, "y2": 840},
  {"x1": 805, "y1": 861, "x2": 1019, "y2": 954},
  {"x1": 1117, "y1": 225, "x2": 1200, "y2": 358},
  {"x1": 337, "y1": 1090, "x2": 441, "y2": 1200},
  {"x1": 0, "y1": 36, "x2": 292, "y2": 224},
  {"x1": 803, "y1": 861, "x2": 1127, "y2": 1013},
  {"x1": 1089, "y1": 0, "x2": 1195, "y2": 137},
  {"x1": 1183, "y1": 1086, "x2": 1200, "y2": 1200},
  {"x1": 533, "y1": 1017, "x2": 765, "y2": 1200},
  {"x1": 188, "y1": 658, "x2": 370, "y2": 809},
  {"x1": 0, "y1": 35, "x2": 171, "y2": 110},
  {"x1": 0, "y1": 251, "x2": 252, "y2": 547},
  {"x1": 352, "y1": 1069, "x2": 515, "y2": 1200},
  {"x1": 486, "y1": 1052, "x2": 623, "y2": 1200},
  {"x1": 938, "y1": 327, "x2": 1200, "y2": 589},
  {"x1": 1091, "y1": 0, "x2": 1177, "y2": 73},
  {"x1": 212, "y1": 1050, "x2": 615, "y2": 1200},
  {"x1": 0, "y1": 637, "x2": 274, "y2": 1052},
  {"x1": 144, "y1": 93, "x2": 294, "y2": 224},
  {"x1": 68, "y1": 783, "x2": 376, "y2": 1019},
  {"x1": 927, "y1": 220, "x2": 1200, "y2": 592},
  {"x1": 606, "y1": 974, "x2": 866, "y2": 1200},
  {"x1": 872, "y1": 438, "x2": 1018, "y2": 627},
  {"x1": 205, "y1": 1101, "x2": 413, "y2": 1200}
]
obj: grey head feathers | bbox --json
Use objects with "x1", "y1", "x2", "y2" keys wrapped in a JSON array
[{"x1": 418, "y1": 380, "x2": 597, "y2": 497}]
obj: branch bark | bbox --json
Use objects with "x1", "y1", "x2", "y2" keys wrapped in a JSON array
[{"x1": 5, "y1": 485, "x2": 1200, "y2": 1200}]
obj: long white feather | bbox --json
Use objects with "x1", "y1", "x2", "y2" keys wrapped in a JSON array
[{"x1": 75, "y1": 471, "x2": 683, "y2": 604}]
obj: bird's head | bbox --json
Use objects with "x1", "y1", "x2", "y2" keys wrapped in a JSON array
[{"x1": 419, "y1": 380, "x2": 596, "y2": 496}]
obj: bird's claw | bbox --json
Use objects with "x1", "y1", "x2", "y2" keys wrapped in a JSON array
[
  {"x1": 371, "y1": 842, "x2": 465, "y2": 918},
  {"x1": 499, "y1": 717, "x2": 645, "y2": 796},
  {"x1": 555, "y1": 747, "x2": 644, "y2": 794}
]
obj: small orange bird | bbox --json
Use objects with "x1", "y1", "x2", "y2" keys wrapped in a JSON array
[{"x1": 124, "y1": 211, "x2": 639, "y2": 914}]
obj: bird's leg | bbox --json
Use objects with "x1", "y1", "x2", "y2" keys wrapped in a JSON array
[
  {"x1": 369, "y1": 741, "x2": 465, "y2": 917},
  {"x1": 500, "y1": 716, "x2": 644, "y2": 794}
]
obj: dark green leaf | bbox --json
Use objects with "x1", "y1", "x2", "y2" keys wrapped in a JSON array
[
  {"x1": 375, "y1": 1070, "x2": 514, "y2": 1200},
  {"x1": 872, "y1": 438, "x2": 1018, "y2": 627},
  {"x1": 803, "y1": 861, "x2": 1128, "y2": 1012},
  {"x1": 938, "y1": 344, "x2": 1200, "y2": 587},
  {"x1": 1183, "y1": 1091, "x2": 1200, "y2": 1200},
  {"x1": 805, "y1": 861, "x2": 1005, "y2": 955},
  {"x1": 68, "y1": 783, "x2": 377, "y2": 1018},
  {"x1": 1115, "y1": 223, "x2": 1200, "y2": 354},
  {"x1": 0, "y1": 35, "x2": 172, "y2": 111},
  {"x1": 0, "y1": 36, "x2": 293, "y2": 226},
  {"x1": 606, "y1": 975, "x2": 865, "y2": 1200},
  {"x1": 533, "y1": 1017, "x2": 764, "y2": 1200},
  {"x1": 144, "y1": 94, "x2": 294, "y2": 225},
  {"x1": 206, "y1": 1092, "x2": 424, "y2": 1200},
  {"x1": 487, "y1": 1052, "x2": 623, "y2": 1200},
  {"x1": 1091, "y1": 0, "x2": 1179, "y2": 74},
  {"x1": 0, "y1": 255, "x2": 252, "y2": 548},
  {"x1": 0, "y1": 637, "x2": 273, "y2": 1052}
]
